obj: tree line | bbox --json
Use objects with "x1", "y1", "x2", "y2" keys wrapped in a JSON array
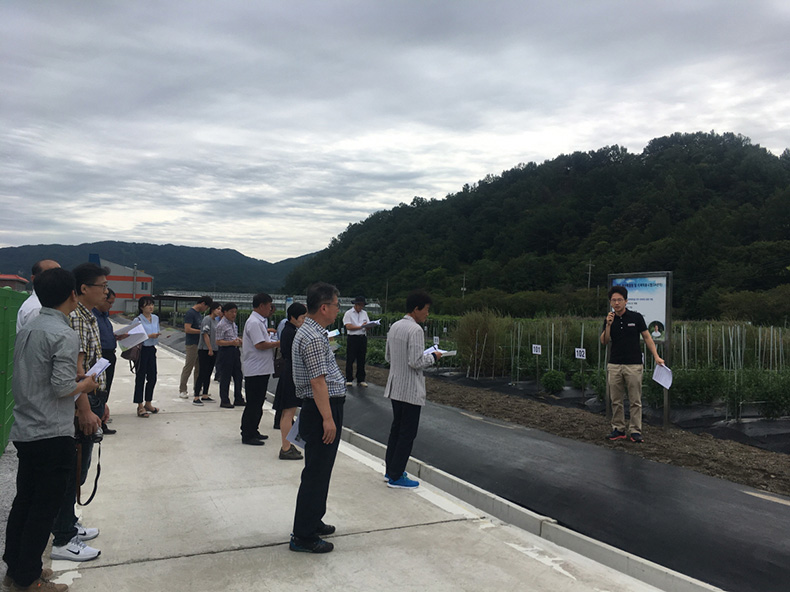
[{"x1": 284, "y1": 131, "x2": 790, "y2": 323}]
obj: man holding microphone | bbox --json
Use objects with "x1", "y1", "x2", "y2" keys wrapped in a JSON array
[{"x1": 600, "y1": 285, "x2": 664, "y2": 444}]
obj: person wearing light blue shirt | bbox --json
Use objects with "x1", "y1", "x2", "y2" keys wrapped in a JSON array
[{"x1": 134, "y1": 296, "x2": 161, "y2": 417}]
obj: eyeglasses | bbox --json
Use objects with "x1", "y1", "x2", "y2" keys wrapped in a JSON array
[
  {"x1": 87, "y1": 283, "x2": 109, "y2": 290},
  {"x1": 610, "y1": 298, "x2": 625, "y2": 303},
  {"x1": 322, "y1": 301, "x2": 340, "y2": 309}
]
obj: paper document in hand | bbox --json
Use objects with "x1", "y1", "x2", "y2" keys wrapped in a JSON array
[
  {"x1": 86, "y1": 357, "x2": 111, "y2": 377},
  {"x1": 114, "y1": 318, "x2": 140, "y2": 335},
  {"x1": 286, "y1": 415, "x2": 306, "y2": 448},
  {"x1": 652, "y1": 364, "x2": 673, "y2": 389},
  {"x1": 364, "y1": 319, "x2": 382, "y2": 327},
  {"x1": 118, "y1": 324, "x2": 147, "y2": 349},
  {"x1": 326, "y1": 329, "x2": 340, "y2": 338},
  {"x1": 423, "y1": 345, "x2": 457, "y2": 357}
]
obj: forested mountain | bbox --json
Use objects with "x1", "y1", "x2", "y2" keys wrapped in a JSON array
[
  {"x1": 284, "y1": 132, "x2": 790, "y2": 320},
  {"x1": 0, "y1": 241, "x2": 312, "y2": 293}
]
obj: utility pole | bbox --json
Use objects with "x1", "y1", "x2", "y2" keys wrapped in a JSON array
[
  {"x1": 461, "y1": 273, "x2": 467, "y2": 299},
  {"x1": 586, "y1": 260, "x2": 594, "y2": 290}
]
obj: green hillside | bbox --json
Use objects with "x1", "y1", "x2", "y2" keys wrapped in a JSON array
[
  {"x1": 0, "y1": 241, "x2": 312, "y2": 293},
  {"x1": 284, "y1": 132, "x2": 790, "y2": 321}
]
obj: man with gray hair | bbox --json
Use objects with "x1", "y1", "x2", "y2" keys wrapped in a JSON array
[{"x1": 289, "y1": 282, "x2": 346, "y2": 554}]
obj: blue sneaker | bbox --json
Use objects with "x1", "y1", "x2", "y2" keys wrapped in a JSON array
[
  {"x1": 387, "y1": 475, "x2": 419, "y2": 489},
  {"x1": 383, "y1": 471, "x2": 408, "y2": 482}
]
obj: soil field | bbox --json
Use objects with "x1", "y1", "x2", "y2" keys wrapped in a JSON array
[{"x1": 362, "y1": 365, "x2": 790, "y2": 498}]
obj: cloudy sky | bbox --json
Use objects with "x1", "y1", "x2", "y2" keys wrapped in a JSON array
[{"x1": 2, "y1": 1, "x2": 789, "y2": 262}]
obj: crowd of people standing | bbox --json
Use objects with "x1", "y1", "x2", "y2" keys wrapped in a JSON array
[{"x1": 3, "y1": 261, "x2": 447, "y2": 590}]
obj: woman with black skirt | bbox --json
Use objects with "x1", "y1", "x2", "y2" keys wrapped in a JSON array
[{"x1": 273, "y1": 302, "x2": 307, "y2": 460}]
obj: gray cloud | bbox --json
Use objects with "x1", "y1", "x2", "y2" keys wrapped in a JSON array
[{"x1": 2, "y1": 1, "x2": 789, "y2": 262}]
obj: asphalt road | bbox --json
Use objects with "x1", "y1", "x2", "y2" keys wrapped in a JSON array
[
  {"x1": 335, "y1": 380, "x2": 790, "y2": 592},
  {"x1": 157, "y1": 328, "x2": 787, "y2": 592}
]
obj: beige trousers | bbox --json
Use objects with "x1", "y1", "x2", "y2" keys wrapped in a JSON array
[
  {"x1": 180, "y1": 344, "x2": 200, "y2": 392},
  {"x1": 608, "y1": 363, "x2": 643, "y2": 435}
]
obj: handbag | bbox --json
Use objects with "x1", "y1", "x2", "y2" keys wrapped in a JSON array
[
  {"x1": 121, "y1": 343, "x2": 142, "y2": 362},
  {"x1": 120, "y1": 343, "x2": 142, "y2": 372},
  {"x1": 273, "y1": 349, "x2": 284, "y2": 378}
]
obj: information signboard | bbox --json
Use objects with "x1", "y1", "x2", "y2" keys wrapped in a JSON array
[{"x1": 610, "y1": 273, "x2": 671, "y2": 342}]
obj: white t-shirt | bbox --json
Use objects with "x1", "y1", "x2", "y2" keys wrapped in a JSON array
[
  {"x1": 242, "y1": 311, "x2": 275, "y2": 376},
  {"x1": 16, "y1": 291, "x2": 42, "y2": 332},
  {"x1": 343, "y1": 308, "x2": 370, "y2": 336}
]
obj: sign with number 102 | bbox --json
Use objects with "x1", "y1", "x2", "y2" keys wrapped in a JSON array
[{"x1": 575, "y1": 348, "x2": 587, "y2": 360}]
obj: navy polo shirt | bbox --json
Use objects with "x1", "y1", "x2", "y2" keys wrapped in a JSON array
[
  {"x1": 184, "y1": 308, "x2": 203, "y2": 346},
  {"x1": 604, "y1": 309, "x2": 647, "y2": 365}
]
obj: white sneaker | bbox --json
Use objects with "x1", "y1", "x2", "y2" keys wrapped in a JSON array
[
  {"x1": 179, "y1": 391, "x2": 189, "y2": 398},
  {"x1": 345, "y1": 381, "x2": 353, "y2": 386},
  {"x1": 360, "y1": 382, "x2": 368, "y2": 387},
  {"x1": 51, "y1": 536, "x2": 101, "y2": 562},
  {"x1": 75, "y1": 521, "x2": 99, "y2": 541}
]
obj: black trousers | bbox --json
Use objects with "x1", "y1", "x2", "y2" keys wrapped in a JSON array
[
  {"x1": 217, "y1": 347, "x2": 243, "y2": 405},
  {"x1": 3, "y1": 437, "x2": 73, "y2": 587},
  {"x1": 133, "y1": 345, "x2": 157, "y2": 404},
  {"x1": 51, "y1": 438, "x2": 92, "y2": 547},
  {"x1": 102, "y1": 349, "x2": 117, "y2": 395},
  {"x1": 292, "y1": 396, "x2": 344, "y2": 541},
  {"x1": 385, "y1": 399, "x2": 422, "y2": 479},
  {"x1": 345, "y1": 335, "x2": 367, "y2": 382},
  {"x1": 241, "y1": 374, "x2": 269, "y2": 439},
  {"x1": 195, "y1": 349, "x2": 216, "y2": 396}
]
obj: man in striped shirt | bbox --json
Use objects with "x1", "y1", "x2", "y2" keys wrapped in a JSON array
[
  {"x1": 216, "y1": 303, "x2": 244, "y2": 408},
  {"x1": 383, "y1": 291, "x2": 441, "y2": 490},
  {"x1": 289, "y1": 282, "x2": 346, "y2": 554}
]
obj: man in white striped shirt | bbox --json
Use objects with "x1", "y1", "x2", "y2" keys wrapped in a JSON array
[{"x1": 383, "y1": 291, "x2": 441, "y2": 489}]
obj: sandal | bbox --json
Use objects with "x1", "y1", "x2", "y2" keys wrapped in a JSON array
[
  {"x1": 144, "y1": 404, "x2": 159, "y2": 414},
  {"x1": 137, "y1": 407, "x2": 149, "y2": 418}
]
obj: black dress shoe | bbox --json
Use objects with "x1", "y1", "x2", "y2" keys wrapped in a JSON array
[
  {"x1": 242, "y1": 438, "x2": 265, "y2": 446},
  {"x1": 234, "y1": 400, "x2": 246, "y2": 407},
  {"x1": 101, "y1": 423, "x2": 117, "y2": 435},
  {"x1": 253, "y1": 434, "x2": 269, "y2": 441},
  {"x1": 220, "y1": 402, "x2": 235, "y2": 409}
]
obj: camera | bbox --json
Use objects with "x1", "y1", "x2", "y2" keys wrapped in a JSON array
[{"x1": 74, "y1": 418, "x2": 104, "y2": 444}]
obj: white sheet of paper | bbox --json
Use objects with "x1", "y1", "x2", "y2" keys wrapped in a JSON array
[
  {"x1": 286, "y1": 415, "x2": 305, "y2": 448},
  {"x1": 423, "y1": 345, "x2": 457, "y2": 357},
  {"x1": 364, "y1": 319, "x2": 382, "y2": 327},
  {"x1": 118, "y1": 324, "x2": 147, "y2": 348},
  {"x1": 326, "y1": 329, "x2": 340, "y2": 338},
  {"x1": 86, "y1": 357, "x2": 111, "y2": 377},
  {"x1": 114, "y1": 318, "x2": 140, "y2": 335},
  {"x1": 652, "y1": 364, "x2": 673, "y2": 389}
]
